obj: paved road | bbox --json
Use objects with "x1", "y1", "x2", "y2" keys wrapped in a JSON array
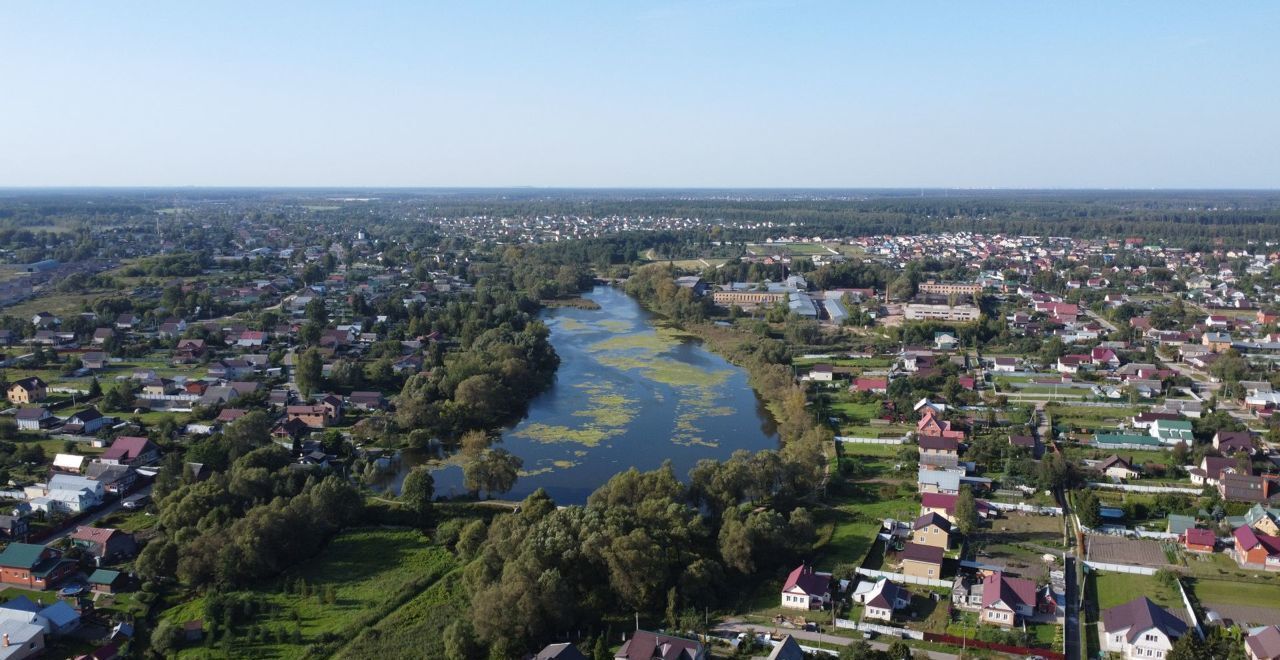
[
  {"x1": 1064, "y1": 554, "x2": 1080, "y2": 660},
  {"x1": 43, "y1": 484, "x2": 153, "y2": 545},
  {"x1": 712, "y1": 622, "x2": 960, "y2": 660}
]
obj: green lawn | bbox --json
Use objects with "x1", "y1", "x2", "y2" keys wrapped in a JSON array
[
  {"x1": 831, "y1": 401, "x2": 881, "y2": 424},
  {"x1": 1191, "y1": 578, "x2": 1280, "y2": 609},
  {"x1": 1091, "y1": 571, "x2": 1182, "y2": 611},
  {"x1": 166, "y1": 528, "x2": 456, "y2": 659}
]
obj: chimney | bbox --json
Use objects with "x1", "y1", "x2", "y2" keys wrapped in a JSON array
[{"x1": 4, "y1": 633, "x2": 9, "y2": 647}]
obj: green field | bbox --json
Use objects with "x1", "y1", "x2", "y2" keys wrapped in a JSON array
[
  {"x1": 1191, "y1": 578, "x2": 1280, "y2": 609},
  {"x1": 165, "y1": 528, "x2": 456, "y2": 659},
  {"x1": 1090, "y1": 571, "x2": 1182, "y2": 612}
]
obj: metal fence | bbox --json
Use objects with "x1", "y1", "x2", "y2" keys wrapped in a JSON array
[
  {"x1": 854, "y1": 567, "x2": 951, "y2": 588},
  {"x1": 1088, "y1": 482, "x2": 1202, "y2": 495},
  {"x1": 835, "y1": 435, "x2": 910, "y2": 445},
  {"x1": 1082, "y1": 560, "x2": 1157, "y2": 575}
]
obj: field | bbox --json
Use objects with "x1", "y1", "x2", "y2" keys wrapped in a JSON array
[
  {"x1": 1089, "y1": 571, "x2": 1184, "y2": 616},
  {"x1": 1084, "y1": 535, "x2": 1169, "y2": 567},
  {"x1": 814, "y1": 448, "x2": 918, "y2": 572},
  {"x1": 1190, "y1": 578, "x2": 1280, "y2": 626},
  {"x1": 165, "y1": 528, "x2": 456, "y2": 659},
  {"x1": 970, "y1": 513, "x2": 1064, "y2": 581}
]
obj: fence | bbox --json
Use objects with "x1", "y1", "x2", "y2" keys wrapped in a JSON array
[
  {"x1": 921, "y1": 632, "x2": 1065, "y2": 660},
  {"x1": 1176, "y1": 578, "x2": 1204, "y2": 640},
  {"x1": 834, "y1": 619, "x2": 924, "y2": 639},
  {"x1": 983, "y1": 501, "x2": 1063, "y2": 515},
  {"x1": 854, "y1": 567, "x2": 951, "y2": 588},
  {"x1": 835, "y1": 435, "x2": 910, "y2": 446},
  {"x1": 1083, "y1": 560, "x2": 1157, "y2": 575},
  {"x1": 1088, "y1": 482, "x2": 1202, "y2": 495}
]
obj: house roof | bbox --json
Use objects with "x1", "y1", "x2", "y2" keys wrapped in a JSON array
[
  {"x1": 865, "y1": 579, "x2": 904, "y2": 610},
  {"x1": 917, "y1": 468, "x2": 961, "y2": 492},
  {"x1": 1184, "y1": 528, "x2": 1215, "y2": 547},
  {"x1": 918, "y1": 435, "x2": 959, "y2": 452},
  {"x1": 87, "y1": 569, "x2": 122, "y2": 586},
  {"x1": 1009, "y1": 435, "x2": 1036, "y2": 448},
  {"x1": 981, "y1": 571, "x2": 1036, "y2": 610},
  {"x1": 101, "y1": 436, "x2": 155, "y2": 462},
  {"x1": 899, "y1": 542, "x2": 944, "y2": 565},
  {"x1": 1101, "y1": 597, "x2": 1188, "y2": 643},
  {"x1": 533, "y1": 643, "x2": 588, "y2": 660},
  {"x1": 913, "y1": 512, "x2": 952, "y2": 533},
  {"x1": 1235, "y1": 525, "x2": 1280, "y2": 556},
  {"x1": 14, "y1": 408, "x2": 50, "y2": 421},
  {"x1": 70, "y1": 526, "x2": 123, "y2": 544},
  {"x1": 1099, "y1": 455, "x2": 1134, "y2": 471},
  {"x1": 921, "y1": 492, "x2": 957, "y2": 513},
  {"x1": 0, "y1": 543, "x2": 44, "y2": 569},
  {"x1": 9, "y1": 377, "x2": 45, "y2": 391},
  {"x1": 616, "y1": 630, "x2": 703, "y2": 660},
  {"x1": 782, "y1": 564, "x2": 830, "y2": 597},
  {"x1": 765, "y1": 635, "x2": 805, "y2": 660},
  {"x1": 1247, "y1": 625, "x2": 1280, "y2": 660}
]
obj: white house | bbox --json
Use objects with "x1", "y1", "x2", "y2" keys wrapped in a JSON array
[
  {"x1": 780, "y1": 564, "x2": 831, "y2": 610},
  {"x1": 1100, "y1": 597, "x2": 1188, "y2": 660},
  {"x1": 853, "y1": 578, "x2": 909, "y2": 622},
  {"x1": 30, "y1": 474, "x2": 105, "y2": 514},
  {"x1": 0, "y1": 618, "x2": 45, "y2": 660}
]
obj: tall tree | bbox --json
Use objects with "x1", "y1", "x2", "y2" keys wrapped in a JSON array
[
  {"x1": 296, "y1": 348, "x2": 323, "y2": 396},
  {"x1": 954, "y1": 485, "x2": 978, "y2": 535}
]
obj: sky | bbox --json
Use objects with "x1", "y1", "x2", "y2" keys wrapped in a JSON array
[{"x1": 1, "y1": 2, "x2": 1278, "y2": 188}]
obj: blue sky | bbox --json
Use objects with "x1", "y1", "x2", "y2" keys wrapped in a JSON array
[{"x1": 1, "y1": 2, "x2": 1277, "y2": 187}]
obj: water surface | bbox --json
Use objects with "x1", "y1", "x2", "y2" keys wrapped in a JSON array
[{"x1": 405, "y1": 286, "x2": 779, "y2": 504}]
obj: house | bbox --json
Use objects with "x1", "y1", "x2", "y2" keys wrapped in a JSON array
[
  {"x1": 114, "y1": 314, "x2": 137, "y2": 330},
  {"x1": 1247, "y1": 625, "x2": 1280, "y2": 660},
  {"x1": 1219, "y1": 473, "x2": 1272, "y2": 504},
  {"x1": 1181, "y1": 528, "x2": 1216, "y2": 554},
  {"x1": 0, "y1": 544, "x2": 74, "y2": 589},
  {"x1": 1149, "y1": 419, "x2": 1194, "y2": 445},
  {"x1": 991, "y1": 357, "x2": 1019, "y2": 373},
  {"x1": 1215, "y1": 431, "x2": 1255, "y2": 455},
  {"x1": 14, "y1": 408, "x2": 53, "y2": 431},
  {"x1": 1057, "y1": 354, "x2": 1090, "y2": 374},
  {"x1": 286, "y1": 405, "x2": 332, "y2": 429},
  {"x1": 761, "y1": 635, "x2": 804, "y2": 660},
  {"x1": 917, "y1": 468, "x2": 961, "y2": 495},
  {"x1": 533, "y1": 643, "x2": 589, "y2": 660},
  {"x1": 921, "y1": 492, "x2": 958, "y2": 522},
  {"x1": 1166, "y1": 514, "x2": 1197, "y2": 537},
  {"x1": 236, "y1": 330, "x2": 267, "y2": 347},
  {"x1": 69, "y1": 527, "x2": 137, "y2": 563},
  {"x1": 854, "y1": 577, "x2": 909, "y2": 621},
  {"x1": 87, "y1": 569, "x2": 128, "y2": 595},
  {"x1": 1099, "y1": 597, "x2": 1188, "y2": 660},
  {"x1": 0, "y1": 594, "x2": 80, "y2": 636},
  {"x1": 899, "y1": 542, "x2": 944, "y2": 580},
  {"x1": 1098, "y1": 455, "x2": 1140, "y2": 480},
  {"x1": 1008, "y1": 434, "x2": 1038, "y2": 454},
  {"x1": 933, "y1": 332, "x2": 959, "y2": 351},
  {"x1": 83, "y1": 463, "x2": 137, "y2": 495},
  {"x1": 0, "y1": 516, "x2": 29, "y2": 542},
  {"x1": 918, "y1": 435, "x2": 960, "y2": 468},
  {"x1": 912, "y1": 512, "x2": 952, "y2": 549},
  {"x1": 173, "y1": 339, "x2": 206, "y2": 362},
  {"x1": 51, "y1": 454, "x2": 85, "y2": 474},
  {"x1": 62, "y1": 408, "x2": 112, "y2": 436},
  {"x1": 1189, "y1": 456, "x2": 1240, "y2": 487},
  {"x1": 980, "y1": 572, "x2": 1036, "y2": 627},
  {"x1": 0, "y1": 618, "x2": 45, "y2": 660},
  {"x1": 917, "y1": 410, "x2": 964, "y2": 440},
  {"x1": 1233, "y1": 525, "x2": 1280, "y2": 569},
  {"x1": 80, "y1": 352, "x2": 108, "y2": 370},
  {"x1": 273, "y1": 418, "x2": 311, "y2": 443},
  {"x1": 346, "y1": 391, "x2": 387, "y2": 411},
  {"x1": 779, "y1": 564, "x2": 831, "y2": 610},
  {"x1": 1131, "y1": 411, "x2": 1183, "y2": 430},
  {"x1": 807, "y1": 364, "x2": 834, "y2": 382},
  {"x1": 852, "y1": 377, "x2": 888, "y2": 394},
  {"x1": 614, "y1": 630, "x2": 706, "y2": 660},
  {"x1": 1203, "y1": 331, "x2": 1234, "y2": 352},
  {"x1": 139, "y1": 378, "x2": 176, "y2": 396},
  {"x1": 6, "y1": 378, "x2": 46, "y2": 405},
  {"x1": 37, "y1": 474, "x2": 105, "y2": 513},
  {"x1": 99, "y1": 436, "x2": 159, "y2": 466},
  {"x1": 1091, "y1": 347, "x2": 1121, "y2": 369}
]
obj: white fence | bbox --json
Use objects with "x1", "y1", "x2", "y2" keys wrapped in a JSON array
[
  {"x1": 855, "y1": 567, "x2": 951, "y2": 588},
  {"x1": 834, "y1": 619, "x2": 924, "y2": 640},
  {"x1": 1176, "y1": 578, "x2": 1204, "y2": 639},
  {"x1": 836, "y1": 435, "x2": 910, "y2": 446},
  {"x1": 1088, "y1": 482, "x2": 1202, "y2": 495},
  {"x1": 48, "y1": 387, "x2": 88, "y2": 395},
  {"x1": 137, "y1": 393, "x2": 200, "y2": 402},
  {"x1": 1083, "y1": 560, "x2": 1157, "y2": 575},
  {"x1": 983, "y1": 501, "x2": 1063, "y2": 515}
]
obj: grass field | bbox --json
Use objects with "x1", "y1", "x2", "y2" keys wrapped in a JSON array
[
  {"x1": 167, "y1": 528, "x2": 456, "y2": 659},
  {"x1": 1191, "y1": 578, "x2": 1280, "y2": 609},
  {"x1": 1090, "y1": 571, "x2": 1182, "y2": 612}
]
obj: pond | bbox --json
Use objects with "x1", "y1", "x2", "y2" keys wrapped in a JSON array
[{"x1": 385, "y1": 285, "x2": 780, "y2": 504}]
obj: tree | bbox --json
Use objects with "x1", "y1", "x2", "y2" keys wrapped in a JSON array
[
  {"x1": 296, "y1": 348, "x2": 323, "y2": 396},
  {"x1": 151, "y1": 619, "x2": 182, "y2": 656},
  {"x1": 87, "y1": 377, "x2": 102, "y2": 399},
  {"x1": 1076, "y1": 490, "x2": 1102, "y2": 529},
  {"x1": 954, "y1": 485, "x2": 978, "y2": 535},
  {"x1": 463, "y1": 449, "x2": 523, "y2": 498},
  {"x1": 443, "y1": 619, "x2": 482, "y2": 660},
  {"x1": 400, "y1": 465, "x2": 435, "y2": 523}
]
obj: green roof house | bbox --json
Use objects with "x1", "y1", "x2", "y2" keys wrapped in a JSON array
[
  {"x1": 1094, "y1": 433, "x2": 1164, "y2": 449},
  {"x1": 0, "y1": 542, "x2": 74, "y2": 589},
  {"x1": 1150, "y1": 419, "x2": 1194, "y2": 445}
]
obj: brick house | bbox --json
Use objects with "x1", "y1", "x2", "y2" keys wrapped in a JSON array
[
  {"x1": 7, "y1": 377, "x2": 46, "y2": 404},
  {"x1": 0, "y1": 543, "x2": 74, "y2": 589}
]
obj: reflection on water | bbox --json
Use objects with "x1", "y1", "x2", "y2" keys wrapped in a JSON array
[{"x1": 383, "y1": 286, "x2": 779, "y2": 504}]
